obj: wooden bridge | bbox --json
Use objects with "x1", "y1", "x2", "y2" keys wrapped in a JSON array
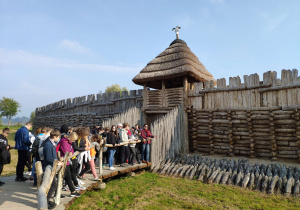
[{"x1": 0, "y1": 163, "x2": 151, "y2": 210}]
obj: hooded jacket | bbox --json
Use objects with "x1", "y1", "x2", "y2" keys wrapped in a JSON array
[
  {"x1": 57, "y1": 137, "x2": 74, "y2": 165},
  {"x1": 15, "y1": 126, "x2": 32, "y2": 151}
]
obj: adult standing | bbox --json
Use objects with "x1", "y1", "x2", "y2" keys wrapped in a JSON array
[
  {"x1": 141, "y1": 124, "x2": 154, "y2": 165},
  {"x1": 106, "y1": 125, "x2": 118, "y2": 170},
  {"x1": 15, "y1": 122, "x2": 32, "y2": 181},
  {"x1": 119, "y1": 123, "x2": 130, "y2": 167}
]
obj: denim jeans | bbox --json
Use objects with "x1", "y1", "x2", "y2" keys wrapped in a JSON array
[
  {"x1": 142, "y1": 144, "x2": 150, "y2": 161},
  {"x1": 108, "y1": 149, "x2": 116, "y2": 167}
]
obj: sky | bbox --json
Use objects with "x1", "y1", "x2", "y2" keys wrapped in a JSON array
[{"x1": 0, "y1": 0, "x2": 299, "y2": 118}]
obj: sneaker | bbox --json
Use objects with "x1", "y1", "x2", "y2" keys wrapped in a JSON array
[
  {"x1": 15, "y1": 177, "x2": 28, "y2": 182},
  {"x1": 71, "y1": 192, "x2": 81, "y2": 197},
  {"x1": 109, "y1": 167, "x2": 116, "y2": 170},
  {"x1": 0, "y1": 181, "x2": 5, "y2": 185},
  {"x1": 94, "y1": 177, "x2": 101, "y2": 181},
  {"x1": 142, "y1": 160, "x2": 146, "y2": 163},
  {"x1": 75, "y1": 186, "x2": 86, "y2": 191},
  {"x1": 78, "y1": 180, "x2": 85, "y2": 185},
  {"x1": 146, "y1": 161, "x2": 150, "y2": 165},
  {"x1": 120, "y1": 163, "x2": 126, "y2": 167},
  {"x1": 62, "y1": 186, "x2": 70, "y2": 191},
  {"x1": 48, "y1": 201, "x2": 57, "y2": 209}
]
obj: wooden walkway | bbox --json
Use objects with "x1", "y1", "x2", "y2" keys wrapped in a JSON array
[{"x1": 0, "y1": 163, "x2": 151, "y2": 210}]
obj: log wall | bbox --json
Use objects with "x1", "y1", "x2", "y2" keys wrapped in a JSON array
[
  {"x1": 34, "y1": 90, "x2": 143, "y2": 129},
  {"x1": 150, "y1": 104, "x2": 188, "y2": 167},
  {"x1": 188, "y1": 69, "x2": 300, "y2": 162}
]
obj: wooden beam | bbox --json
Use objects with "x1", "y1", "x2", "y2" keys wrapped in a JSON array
[
  {"x1": 162, "y1": 80, "x2": 166, "y2": 107},
  {"x1": 143, "y1": 84, "x2": 148, "y2": 109},
  {"x1": 183, "y1": 77, "x2": 189, "y2": 106}
]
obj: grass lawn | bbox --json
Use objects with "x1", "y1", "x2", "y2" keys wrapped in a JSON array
[
  {"x1": 0, "y1": 126, "x2": 22, "y2": 176},
  {"x1": 69, "y1": 172, "x2": 300, "y2": 210}
]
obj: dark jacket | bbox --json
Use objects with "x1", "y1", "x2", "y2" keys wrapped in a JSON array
[
  {"x1": 106, "y1": 132, "x2": 118, "y2": 150},
  {"x1": 15, "y1": 126, "x2": 32, "y2": 151},
  {"x1": 42, "y1": 139, "x2": 57, "y2": 169},
  {"x1": 73, "y1": 138, "x2": 87, "y2": 152},
  {"x1": 0, "y1": 134, "x2": 8, "y2": 152}
]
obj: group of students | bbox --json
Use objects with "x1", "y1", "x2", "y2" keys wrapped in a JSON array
[{"x1": 0, "y1": 121, "x2": 154, "y2": 209}]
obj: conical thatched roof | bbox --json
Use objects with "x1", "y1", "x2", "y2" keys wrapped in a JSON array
[{"x1": 132, "y1": 39, "x2": 216, "y2": 89}]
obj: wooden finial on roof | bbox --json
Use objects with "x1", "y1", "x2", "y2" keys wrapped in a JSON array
[{"x1": 172, "y1": 26, "x2": 181, "y2": 39}]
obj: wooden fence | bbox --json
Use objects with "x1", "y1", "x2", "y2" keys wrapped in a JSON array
[
  {"x1": 150, "y1": 104, "x2": 188, "y2": 167},
  {"x1": 102, "y1": 107, "x2": 143, "y2": 128},
  {"x1": 189, "y1": 69, "x2": 300, "y2": 109}
]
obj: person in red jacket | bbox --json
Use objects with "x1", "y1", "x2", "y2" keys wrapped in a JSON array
[
  {"x1": 57, "y1": 132, "x2": 80, "y2": 197},
  {"x1": 141, "y1": 124, "x2": 155, "y2": 164}
]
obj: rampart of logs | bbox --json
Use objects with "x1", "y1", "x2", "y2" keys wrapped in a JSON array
[
  {"x1": 153, "y1": 154, "x2": 300, "y2": 196},
  {"x1": 188, "y1": 107, "x2": 300, "y2": 162},
  {"x1": 33, "y1": 89, "x2": 143, "y2": 129}
]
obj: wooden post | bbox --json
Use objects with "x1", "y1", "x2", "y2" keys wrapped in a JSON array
[
  {"x1": 54, "y1": 152, "x2": 69, "y2": 205},
  {"x1": 99, "y1": 147, "x2": 103, "y2": 175},
  {"x1": 35, "y1": 161, "x2": 43, "y2": 189},
  {"x1": 183, "y1": 77, "x2": 189, "y2": 106},
  {"x1": 162, "y1": 80, "x2": 166, "y2": 107},
  {"x1": 38, "y1": 160, "x2": 58, "y2": 210},
  {"x1": 143, "y1": 84, "x2": 148, "y2": 109}
]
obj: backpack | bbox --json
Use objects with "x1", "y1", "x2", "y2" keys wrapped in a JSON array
[
  {"x1": 0, "y1": 148, "x2": 11, "y2": 164},
  {"x1": 32, "y1": 136, "x2": 41, "y2": 158},
  {"x1": 38, "y1": 139, "x2": 49, "y2": 161}
]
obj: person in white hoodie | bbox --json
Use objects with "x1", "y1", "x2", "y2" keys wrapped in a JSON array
[{"x1": 119, "y1": 123, "x2": 130, "y2": 167}]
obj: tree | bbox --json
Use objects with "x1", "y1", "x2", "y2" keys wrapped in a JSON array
[
  {"x1": 30, "y1": 111, "x2": 36, "y2": 122},
  {"x1": 104, "y1": 84, "x2": 128, "y2": 96},
  {"x1": 0, "y1": 97, "x2": 20, "y2": 127}
]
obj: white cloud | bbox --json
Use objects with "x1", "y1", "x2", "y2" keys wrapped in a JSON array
[
  {"x1": 58, "y1": 39, "x2": 90, "y2": 53},
  {"x1": 0, "y1": 48, "x2": 140, "y2": 73}
]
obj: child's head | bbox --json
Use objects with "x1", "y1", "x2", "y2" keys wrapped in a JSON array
[
  {"x1": 46, "y1": 127, "x2": 54, "y2": 135},
  {"x1": 36, "y1": 127, "x2": 42, "y2": 135},
  {"x1": 78, "y1": 127, "x2": 90, "y2": 139},
  {"x1": 91, "y1": 134, "x2": 101, "y2": 143},
  {"x1": 97, "y1": 126, "x2": 104, "y2": 134},
  {"x1": 123, "y1": 123, "x2": 129, "y2": 130},
  {"x1": 104, "y1": 127, "x2": 109, "y2": 132},
  {"x1": 2, "y1": 128, "x2": 10, "y2": 138},
  {"x1": 41, "y1": 127, "x2": 47, "y2": 134},
  {"x1": 68, "y1": 132, "x2": 78, "y2": 142},
  {"x1": 50, "y1": 129, "x2": 61, "y2": 142}
]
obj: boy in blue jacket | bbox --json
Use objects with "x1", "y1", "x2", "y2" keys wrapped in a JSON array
[
  {"x1": 42, "y1": 129, "x2": 64, "y2": 209},
  {"x1": 15, "y1": 122, "x2": 32, "y2": 181}
]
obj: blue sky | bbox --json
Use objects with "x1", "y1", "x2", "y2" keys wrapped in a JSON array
[{"x1": 0, "y1": 0, "x2": 299, "y2": 118}]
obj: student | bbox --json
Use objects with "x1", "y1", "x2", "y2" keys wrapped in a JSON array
[
  {"x1": 73, "y1": 127, "x2": 91, "y2": 179},
  {"x1": 57, "y1": 132, "x2": 81, "y2": 197},
  {"x1": 128, "y1": 130, "x2": 139, "y2": 165},
  {"x1": 89, "y1": 134, "x2": 101, "y2": 180},
  {"x1": 141, "y1": 124, "x2": 155, "y2": 165},
  {"x1": 0, "y1": 128, "x2": 10, "y2": 186},
  {"x1": 31, "y1": 127, "x2": 47, "y2": 186},
  {"x1": 106, "y1": 125, "x2": 118, "y2": 170},
  {"x1": 15, "y1": 122, "x2": 32, "y2": 181},
  {"x1": 42, "y1": 129, "x2": 64, "y2": 209},
  {"x1": 119, "y1": 123, "x2": 130, "y2": 167}
]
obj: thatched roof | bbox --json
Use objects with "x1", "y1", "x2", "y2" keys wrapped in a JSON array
[{"x1": 132, "y1": 39, "x2": 216, "y2": 89}]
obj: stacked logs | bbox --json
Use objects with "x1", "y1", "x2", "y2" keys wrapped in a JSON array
[
  {"x1": 251, "y1": 110, "x2": 272, "y2": 158},
  {"x1": 153, "y1": 154, "x2": 300, "y2": 196},
  {"x1": 212, "y1": 111, "x2": 230, "y2": 155},
  {"x1": 232, "y1": 111, "x2": 251, "y2": 156},
  {"x1": 274, "y1": 110, "x2": 298, "y2": 159},
  {"x1": 188, "y1": 108, "x2": 299, "y2": 161}
]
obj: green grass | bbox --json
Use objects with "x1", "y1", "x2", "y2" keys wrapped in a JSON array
[{"x1": 69, "y1": 172, "x2": 300, "y2": 210}]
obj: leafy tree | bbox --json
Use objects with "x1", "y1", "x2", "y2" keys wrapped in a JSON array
[
  {"x1": 30, "y1": 111, "x2": 36, "y2": 122},
  {"x1": 104, "y1": 84, "x2": 128, "y2": 96},
  {"x1": 0, "y1": 97, "x2": 20, "y2": 127}
]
